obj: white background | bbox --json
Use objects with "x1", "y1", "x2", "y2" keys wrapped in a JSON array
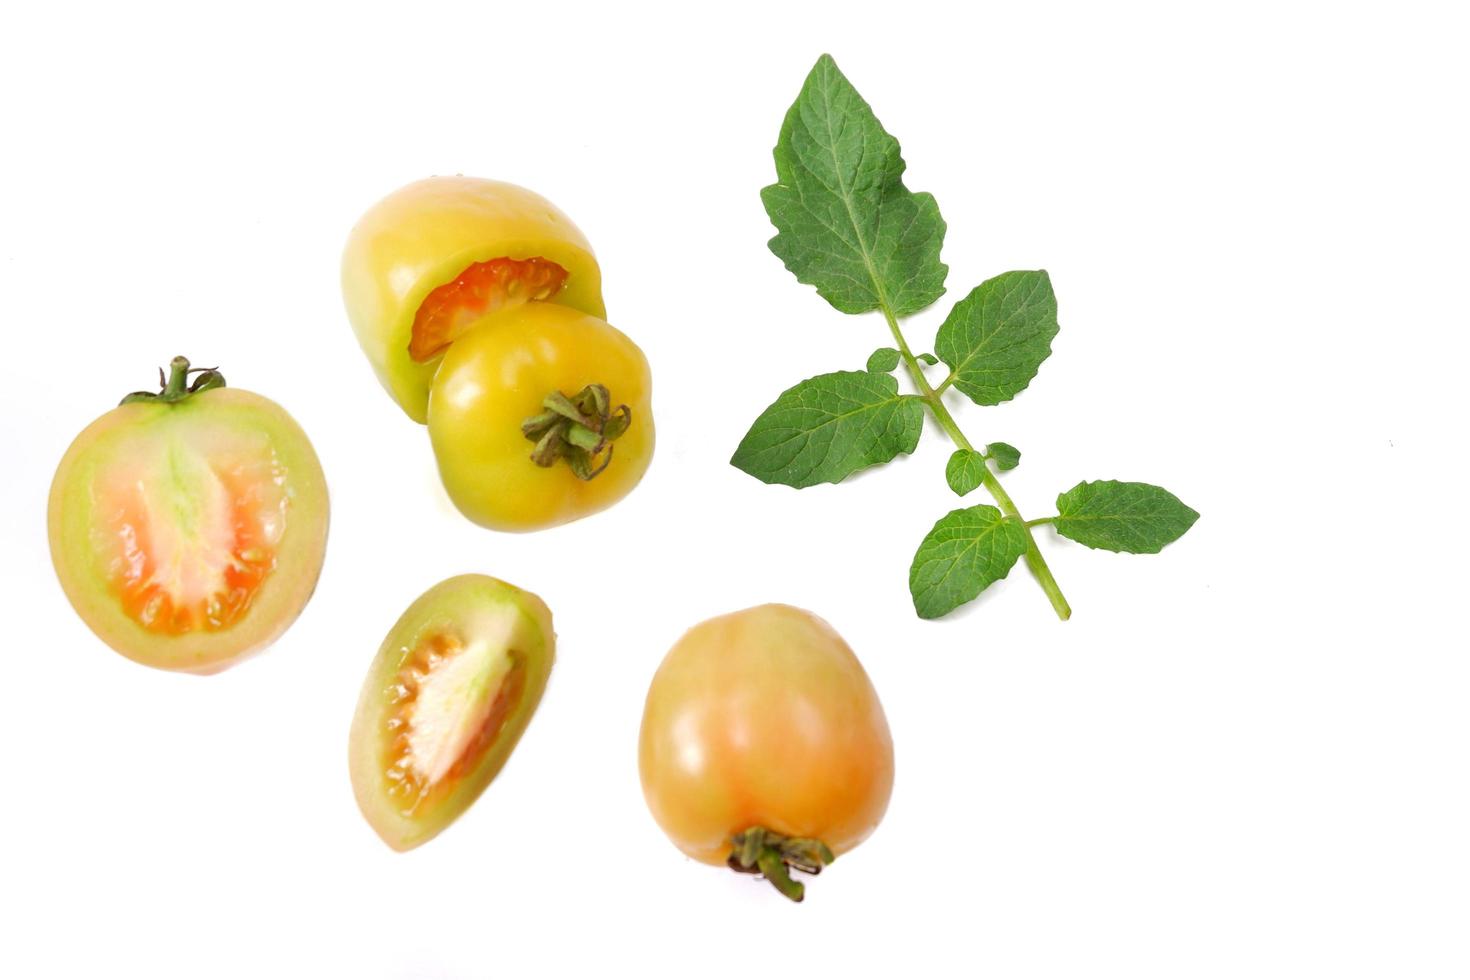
[{"x1": 2, "y1": 2, "x2": 1466, "y2": 977}]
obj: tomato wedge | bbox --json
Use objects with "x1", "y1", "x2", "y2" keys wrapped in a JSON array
[{"x1": 349, "y1": 574, "x2": 554, "y2": 851}]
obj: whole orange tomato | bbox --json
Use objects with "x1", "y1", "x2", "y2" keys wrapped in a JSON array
[{"x1": 638, "y1": 604, "x2": 894, "y2": 901}]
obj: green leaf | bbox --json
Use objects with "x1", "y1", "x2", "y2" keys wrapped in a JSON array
[
  {"x1": 985, "y1": 442, "x2": 1021, "y2": 471},
  {"x1": 731, "y1": 371, "x2": 925, "y2": 488},
  {"x1": 945, "y1": 450, "x2": 986, "y2": 497},
  {"x1": 916, "y1": 352, "x2": 939, "y2": 365},
  {"x1": 866, "y1": 347, "x2": 900, "y2": 373},
  {"x1": 1054, "y1": 480, "x2": 1199, "y2": 553},
  {"x1": 909, "y1": 506, "x2": 1029, "y2": 619},
  {"x1": 935, "y1": 270, "x2": 1059, "y2": 406},
  {"x1": 761, "y1": 54, "x2": 947, "y2": 318}
]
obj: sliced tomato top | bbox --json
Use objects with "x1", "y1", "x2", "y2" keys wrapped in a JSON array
[{"x1": 340, "y1": 176, "x2": 606, "y2": 423}]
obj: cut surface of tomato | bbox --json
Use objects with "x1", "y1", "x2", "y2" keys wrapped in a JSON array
[
  {"x1": 379, "y1": 628, "x2": 528, "y2": 815},
  {"x1": 100, "y1": 435, "x2": 288, "y2": 634},
  {"x1": 408, "y1": 257, "x2": 567, "y2": 363},
  {"x1": 49, "y1": 386, "x2": 329, "y2": 673}
]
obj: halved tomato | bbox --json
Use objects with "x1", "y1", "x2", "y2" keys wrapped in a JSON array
[
  {"x1": 47, "y1": 358, "x2": 329, "y2": 674},
  {"x1": 341, "y1": 176, "x2": 605, "y2": 423},
  {"x1": 348, "y1": 574, "x2": 555, "y2": 851}
]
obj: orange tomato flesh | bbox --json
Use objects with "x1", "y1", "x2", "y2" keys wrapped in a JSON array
[
  {"x1": 408, "y1": 257, "x2": 567, "y2": 363},
  {"x1": 380, "y1": 631, "x2": 526, "y2": 816},
  {"x1": 102, "y1": 451, "x2": 287, "y2": 635}
]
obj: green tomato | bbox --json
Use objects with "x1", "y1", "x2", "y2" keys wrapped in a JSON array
[{"x1": 427, "y1": 303, "x2": 654, "y2": 532}]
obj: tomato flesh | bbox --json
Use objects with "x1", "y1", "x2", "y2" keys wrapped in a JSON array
[
  {"x1": 380, "y1": 630, "x2": 527, "y2": 815},
  {"x1": 408, "y1": 257, "x2": 567, "y2": 363},
  {"x1": 102, "y1": 447, "x2": 286, "y2": 634}
]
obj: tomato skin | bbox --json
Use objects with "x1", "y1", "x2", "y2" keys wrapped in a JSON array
[
  {"x1": 638, "y1": 604, "x2": 894, "y2": 866},
  {"x1": 341, "y1": 176, "x2": 605, "y2": 423},
  {"x1": 47, "y1": 388, "x2": 329, "y2": 674},
  {"x1": 427, "y1": 303, "x2": 654, "y2": 532}
]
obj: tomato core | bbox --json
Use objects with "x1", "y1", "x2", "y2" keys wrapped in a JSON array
[
  {"x1": 381, "y1": 630, "x2": 526, "y2": 815},
  {"x1": 408, "y1": 257, "x2": 567, "y2": 363},
  {"x1": 103, "y1": 451, "x2": 287, "y2": 635}
]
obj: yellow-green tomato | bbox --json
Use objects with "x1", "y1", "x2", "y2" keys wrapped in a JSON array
[
  {"x1": 427, "y1": 303, "x2": 654, "y2": 532},
  {"x1": 341, "y1": 176, "x2": 605, "y2": 423},
  {"x1": 639, "y1": 604, "x2": 894, "y2": 900},
  {"x1": 48, "y1": 358, "x2": 329, "y2": 674},
  {"x1": 348, "y1": 574, "x2": 555, "y2": 852}
]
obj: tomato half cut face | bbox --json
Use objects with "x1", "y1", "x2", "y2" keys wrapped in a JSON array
[
  {"x1": 342, "y1": 176, "x2": 605, "y2": 423},
  {"x1": 49, "y1": 387, "x2": 329, "y2": 673},
  {"x1": 408, "y1": 256, "x2": 568, "y2": 363},
  {"x1": 348, "y1": 575, "x2": 554, "y2": 852}
]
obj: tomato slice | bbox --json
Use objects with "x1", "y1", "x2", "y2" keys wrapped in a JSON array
[
  {"x1": 349, "y1": 575, "x2": 554, "y2": 851},
  {"x1": 408, "y1": 257, "x2": 567, "y2": 363}
]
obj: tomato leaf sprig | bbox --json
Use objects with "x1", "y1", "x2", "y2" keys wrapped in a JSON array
[{"x1": 733, "y1": 54, "x2": 1198, "y2": 621}]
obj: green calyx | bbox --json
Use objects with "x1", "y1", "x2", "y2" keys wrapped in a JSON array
[
  {"x1": 120, "y1": 356, "x2": 226, "y2": 406},
  {"x1": 521, "y1": 383, "x2": 631, "y2": 481},
  {"x1": 727, "y1": 826, "x2": 836, "y2": 903}
]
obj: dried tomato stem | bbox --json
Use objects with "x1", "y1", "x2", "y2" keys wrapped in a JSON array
[
  {"x1": 520, "y1": 383, "x2": 631, "y2": 480},
  {"x1": 727, "y1": 826, "x2": 836, "y2": 902}
]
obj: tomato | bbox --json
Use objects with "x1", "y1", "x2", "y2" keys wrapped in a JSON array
[
  {"x1": 48, "y1": 357, "x2": 329, "y2": 674},
  {"x1": 341, "y1": 176, "x2": 605, "y2": 423},
  {"x1": 638, "y1": 604, "x2": 894, "y2": 901},
  {"x1": 348, "y1": 574, "x2": 554, "y2": 852},
  {"x1": 427, "y1": 302, "x2": 654, "y2": 532}
]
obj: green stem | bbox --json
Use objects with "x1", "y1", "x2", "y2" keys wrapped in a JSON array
[
  {"x1": 1025, "y1": 517, "x2": 1057, "y2": 528},
  {"x1": 160, "y1": 357, "x2": 191, "y2": 399},
  {"x1": 119, "y1": 356, "x2": 226, "y2": 406},
  {"x1": 881, "y1": 307, "x2": 1072, "y2": 621}
]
